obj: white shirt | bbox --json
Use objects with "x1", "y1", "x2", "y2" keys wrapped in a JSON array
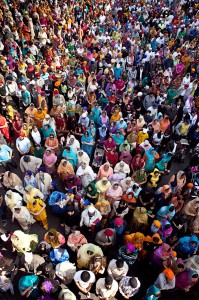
[
  {"x1": 96, "y1": 278, "x2": 118, "y2": 298},
  {"x1": 74, "y1": 270, "x2": 95, "y2": 289}
]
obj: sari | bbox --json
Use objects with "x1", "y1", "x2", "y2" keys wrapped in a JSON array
[
  {"x1": 44, "y1": 229, "x2": 65, "y2": 249},
  {"x1": 151, "y1": 243, "x2": 174, "y2": 268},
  {"x1": 105, "y1": 151, "x2": 118, "y2": 167},
  {"x1": 62, "y1": 147, "x2": 77, "y2": 168},
  {"x1": 97, "y1": 163, "x2": 113, "y2": 180},
  {"x1": 144, "y1": 148, "x2": 159, "y2": 173},
  {"x1": 156, "y1": 152, "x2": 172, "y2": 171},
  {"x1": 27, "y1": 198, "x2": 48, "y2": 229},
  {"x1": 104, "y1": 138, "x2": 116, "y2": 153},
  {"x1": 57, "y1": 159, "x2": 74, "y2": 181},
  {"x1": 119, "y1": 151, "x2": 132, "y2": 165},
  {"x1": 175, "y1": 269, "x2": 198, "y2": 290}
]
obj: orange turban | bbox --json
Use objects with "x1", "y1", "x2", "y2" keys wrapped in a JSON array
[{"x1": 163, "y1": 268, "x2": 175, "y2": 280}]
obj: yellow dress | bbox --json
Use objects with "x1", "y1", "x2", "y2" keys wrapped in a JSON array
[{"x1": 27, "y1": 199, "x2": 48, "y2": 229}]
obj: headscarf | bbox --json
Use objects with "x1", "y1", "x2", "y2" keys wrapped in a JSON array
[
  {"x1": 45, "y1": 229, "x2": 60, "y2": 248},
  {"x1": 176, "y1": 170, "x2": 186, "y2": 189},
  {"x1": 133, "y1": 207, "x2": 148, "y2": 225}
]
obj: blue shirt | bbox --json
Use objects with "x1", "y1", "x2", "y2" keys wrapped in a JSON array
[
  {"x1": 16, "y1": 137, "x2": 31, "y2": 153},
  {"x1": 0, "y1": 145, "x2": 12, "y2": 162}
]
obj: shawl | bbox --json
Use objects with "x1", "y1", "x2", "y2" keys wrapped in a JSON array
[
  {"x1": 43, "y1": 149, "x2": 57, "y2": 166},
  {"x1": 11, "y1": 230, "x2": 38, "y2": 253},
  {"x1": 133, "y1": 207, "x2": 148, "y2": 225},
  {"x1": 57, "y1": 159, "x2": 74, "y2": 175},
  {"x1": 131, "y1": 154, "x2": 145, "y2": 171}
]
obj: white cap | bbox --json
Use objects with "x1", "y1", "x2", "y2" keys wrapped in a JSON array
[
  {"x1": 88, "y1": 206, "x2": 95, "y2": 213},
  {"x1": 21, "y1": 85, "x2": 26, "y2": 90},
  {"x1": 137, "y1": 92, "x2": 143, "y2": 97},
  {"x1": 25, "y1": 252, "x2": 33, "y2": 263}
]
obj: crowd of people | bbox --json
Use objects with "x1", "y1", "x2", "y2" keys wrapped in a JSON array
[{"x1": 0, "y1": 0, "x2": 199, "y2": 299}]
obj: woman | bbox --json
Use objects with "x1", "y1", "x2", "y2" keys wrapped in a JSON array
[
  {"x1": 160, "y1": 116, "x2": 170, "y2": 133},
  {"x1": 95, "y1": 199, "x2": 111, "y2": 228},
  {"x1": 115, "y1": 77, "x2": 126, "y2": 98},
  {"x1": 85, "y1": 182, "x2": 99, "y2": 204},
  {"x1": 77, "y1": 243, "x2": 103, "y2": 269},
  {"x1": 175, "y1": 269, "x2": 198, "y2": 291},
  {"x1": 43, "y1": 148, "x2": 57, "y2": 176},
  {"x1": 81, "y1": 131, "x2": 95, "y2": 157},
  {"x1": 41, "y1": 124, "x2": 55, "y2": 140},
  {"x1": 158, "y1": 220, "x2": 173, "y2": 242},
  {"x1": 18, "y1": 275, "x2": 39, "y2": 299},
  {"x1": 144, "y1": 148, "x2": 160, "y2": 173},
  {"x1": 99, "y1": 111, "x2": 109, "y2": 127},
  {"x1": 169, "y1": 170, "x2": 186, "y2": 192},
  {"x1": 27, "y1": 197, "x2": 48, "y2": 230},
  {"x1": 55, "y1": 114, "x2": 67, "y2": 138},
  {"x1": 106, "y1": 182, "x2": 123, "y2": 206},
  {"x1": 145, "y1": 285, "x2": 161, "y2": 300},
  {"x1": 88, "y1": 254, "x2": 106, "y2": 275},
  {"x1": 95, "y1": 177, "x2": 111, "y2": 202},
  {"x1": 62, "y1": 146, "x2": 77, "y2": 168},
  {"x1": 151, "y1": 243, "x2": 175, "y2": 268},
  {"x1": 137, "y1": 115, "x2": 146, "y2": 130},
  {"x1": 105, "y1": 149, "x2": 119, "y2": 167},
  {"x1": 12, "y1": 204, "x2": 35, "y2": 232},
  {"x1": 110, "y1": 200, "x2": 129, "y2": 220},
  {"x1": 44, "y1": 229, "x2": 65, "y2": 249},
  {"x1": 31, "y1": 126, "x2": 42, "y2": 146},
  {"x1": 124, "y1": 232, "x2": 145, "y2": 251},
  {"x1": 24, "y1": 170, "x2": 37, "y2": 188},
  {"x1": 108, "y1": 121, "x2": 118, "y2": 135},
  {"x1": 65, "y1": 174, "x2": 82, "y2": 192},
  {"x1": 12, "y1": 113, "x2": 23, "y2": 138},
  {"x1": 130, "y1": 207, "x2": 148, "y2": 231},
  {"x1": 156, "y1": 152, "x2": 172, "y2": 173},
  {"x1": 104, "y1": 136, "x2": 117, "y2": 153},
  {"x1": 132, "y1": 168, "x2": 147, "y2": 186},
  {"x1": 76, "y1": 161, "x2": 96, "y2": 188},
  {"x1": 97, "y1": 162, "x2": 113, "y2": 180},
  {"x1": 147, "y1": 169, "x2": 161, "y2": 188},
  {"x1": 119, "y1": 150, "x2": 132, "y2": 165},
  {"x1": 156, "y1": 204, "x2": 175, "y2": 223},
  {"x1": 120, "y1": 177, "x2": 134, "y2": 193},
  {"x1": 57, "y1": 159, "x2": 74, "y2": 181},
  {"x1": 5, "y1": 190, "x2": 23, "y2": 210},
  {"x1": 11, "y1": 230, "x2": 38, "y2": 254},
  {"x1": 113, "y1": 130, "x2": 125, "y2": 147},
  {"x1": 45, "y1": 133, "x2": 59, "y2": 153},
  {"x1": 23, "y1": 185, "x2": 44, "y2": 204},
  {"x1": 98, "y1": 125, "x2": 108, "y2": 144},
  {"x1": 34, "y1": 144, "x2": 45, "y2": 159},
  {"x1": 131, "y1": 154, "x2": 145, "y2": 172}
]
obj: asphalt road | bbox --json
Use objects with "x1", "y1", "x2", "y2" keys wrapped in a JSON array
[{"x1": 0, "y1": 149, "x2": 199, "y2": 300}]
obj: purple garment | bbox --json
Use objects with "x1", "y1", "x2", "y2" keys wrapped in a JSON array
[{"x1": 108, "y1": 124, "x2": 118, "y2": 134}]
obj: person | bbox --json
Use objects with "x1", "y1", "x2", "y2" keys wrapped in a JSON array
[
  {"x1": 57, "y1": 159, "x2": 74, "y2": 181},
  {"x1": 77, "y1": 243, "x2": 104, "y2": 269},
  {"x1": 12, "y1": 204, "x2": 35, "y2": 232},
  {"x1": 43, "y1": 148, "x2": 57, "y2": 176},
  {"x1": 95, "y1": 228, "x2": 116, "y2": 248},
  {"x1": 106, "y1": 182, "x2": 123, "y2": 206},
  {"x1": 76, "y1": 162, "x2": 96, "y2": 187},
  {"x1": 154, "y1": 268, "x2": 175, "y2": 290},
  {"x1": 11, "y1": 230, "x2": 38, "y2": 254},
  {"x1": 0, "y1": 144, "x2": 13, "y2": 169},
  {"x1": 175, "y1": 269, "x2": 199, "y2": 292},
  {"x1": 44, "y1": 229, "x2": 65, "y2": 249},
  {"x1": 130, "y1": 207, "x2": 148, "y2": 232},
  {"x1": 35, "y1": 167, "x2": 52, "y2": 200},
  {"x1": 63, "y1": 206, "x2": 81, "y2": 235},
  {"x1": 107, "y1": 259, "x2": 129, "y2": 281},
  {"x1": 58, "y1": 288, "x2": 76, "y2": 300},
  {"x1": 74, "y1": 270, "x2": 96, "y2": 298},
  {"x1": 84, "y1": 182, "x2": 99, "y2": 204},
  {"x1": 5, "y1": 190, "x2": 23, "y2": 210},
  {"x1": 18, "y1": 275, "x2": 39, "y2": 298},
  {"x1": 174, "y1": 235, "x2": 199, "y2": 258},
  {"x1": 80, "y1": 206, "x2": 102, "y2": 232},
  {"x1": 20, "y1": 155, "x2": 42, "y2": 174},
  {"x1": 110, "y1": 200, "x2": 129, "y2": 220},
  {"x1": 16, "y1": 132, "x2": 31, "y2": 155},
  {"x1": 114, "y1": 161, "x2": 130, "y2": 179},
  {"x1": 22, "y1": 251, "x2": 45, "y2": 274},
  {"x1": 62, "y1": 146, "x2": 77, "y2": 168},
  {"x1": 67, "y1": 227, "x2": 87, "y2": 252},
  {"x1": 119, "y1": 276, "x2": 141, "y2": 299},
  {"x1": 145, "y1": 285, "x2": 161, "y2": 300},
  {"x1": 2, "y1": 171, "x2": 23, "y2": 191},
  {"x1": 118, "y1": 243, "x2": 138, "y2": 266},
  {"x1": 97, "y1": 162, "x2": 113, "y2": 180},
  {"x1": 96, "y1": 275, "x2": 118, "y2": 300},
  {"x1": 27, "y1": 197, "x2": 48, "y2": 230},
  {"x1": 24, "y1": 170, "x2": 37, "y2": 188},
  {"x1": 56, "y1": 261, "x2": 77, "y2": 285},
  {"x1": 0, "y1": 273, "x2": 14, "y2": 295}
]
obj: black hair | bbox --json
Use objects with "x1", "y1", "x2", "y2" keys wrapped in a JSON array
[
  {"x1": 80, "y1": 271, "x2": 91, "y2": 282},
  {"x1": 116, "y1": 259, "x2": 124, "y2": 268},
  {"x1": 129, "y1": 277, "x2": 137, "y2": 288}
]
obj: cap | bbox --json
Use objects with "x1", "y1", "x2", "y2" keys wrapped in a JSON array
[
  {"x1": 115, "y1": 218, "x2": 123, "y2": 226},
  {"x1": 137, "y1": 92, "x2": 143, "y2": 96},
  {"x1": 88, "y1": 206, "x2": 95, "y2": 213},
  {"x1": 19, "y1": 132, "x2": 25, "y2": 137},
  {"x1": 163, "y1": 268, "x2": 175, "y2": 280}
]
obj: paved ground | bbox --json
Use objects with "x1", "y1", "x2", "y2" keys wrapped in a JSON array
[{"x1": 0, "y1": 150, "x2": 199, "y2": 300}]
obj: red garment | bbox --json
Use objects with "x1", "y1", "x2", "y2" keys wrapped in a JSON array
[
  {"x1": 131, "y1": 154, "x2": 145, "y2": 171},
  {"x1": 106, "y1": 151, "x2": 118, "y2": 167},
  {"x1": 0, "y1": 116, "x2": 10, "y2": 141},
  {"x1": 12, "y1": 116, "x2": 23, "y2": 138}
]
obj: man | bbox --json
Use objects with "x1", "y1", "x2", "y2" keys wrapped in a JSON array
[
  {"x1": 21, "y1": 251, "x2": 45, "y2": 274},
  {"x1": 107, "y1": 259, "x2": 129, "y2": 281},
  {"x1": 119, "y1": 276, "x2": 141, "y2": 299},
  {"x1": 35, "y1": 167, "x2": 52, "y2": 200},
  {"x1": 154, "y1": 268, "x2": 175, "y2": 290},
  {"x1": 74, "y1": 270, "x2": 96, "y2": 298},
  {"x1": 80, "y1": 206, "x2": 102, "y2": 232},
  {"x1": 0, "y1": 144, "x2": 13, "y2": 169},
  {"x1": 95, "y1": 228, "x2": 116, "y2": 247},
  {"x1": 96, "y1": 275, "x2": 118, "y2": 300},
  {"x1": 16, "y1": 132, "x2": 31, "y2": 155},
  {"x1": 20, "y1": 155, "x2": 42, "y2": 174}
]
